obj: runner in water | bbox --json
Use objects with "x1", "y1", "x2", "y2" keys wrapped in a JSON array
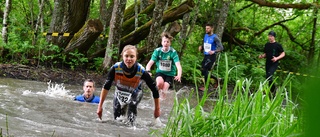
[
  {"x1": 259, "y1": 31, "x2": 285, "y2": 95},
  {"x1": 146, "y1": 32, "x2": 182, "y2": 99},
  {"x1": 96, "y1": 45, "x2": 160, "y2": 126},
  {"x1": 74, "y1": 79, "x2": 100, "y2": 104},
  {"x1": 198, "y1": 23, "x2": 224, "y2": 91}
]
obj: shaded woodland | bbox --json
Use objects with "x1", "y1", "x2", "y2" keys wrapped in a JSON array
[{"x1": 0, "y1": 0, "x2": 319, "y2": 83}]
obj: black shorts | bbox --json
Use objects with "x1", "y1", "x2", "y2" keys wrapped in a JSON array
[
  {"x1": 201, "y1": 54, "x2": 217, "y2": 70},
  {"x1": 155, "y1": 72, "x2": 174, "y2": 86}
]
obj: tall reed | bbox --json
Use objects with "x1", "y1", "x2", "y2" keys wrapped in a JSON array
[{"x1": 157, "y1": 54, "x2": 302, "y2": 137}]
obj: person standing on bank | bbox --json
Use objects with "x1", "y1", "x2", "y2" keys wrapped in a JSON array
[
  {"x1": 198, "y1": 23, "x2": 224, "y2": 91},
  {"x1": 96, "y1": 45, "x2": 160, "y2": 126},
  {"x1": 146, "y1": 32, "x2": 182, "y2": 99},
  {"x1": 74, "y1": 79, "x2": 100, "y2": 104},
  {"x1": 259, "y1": 31, "x2": 285, "y2": 93}
]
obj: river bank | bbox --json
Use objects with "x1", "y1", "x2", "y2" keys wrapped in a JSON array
[
  {"x1": 0, "y1": 63, "x2": 227, "y2": 96},
  {"x1": 0, "y1": 64, "x2": 107, "y2": 87}
]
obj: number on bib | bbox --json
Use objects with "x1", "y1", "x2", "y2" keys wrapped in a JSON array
[
  {"x1": 204, "y1": 43, "x2": 211, "y2": 52},
  {"x1": 116, "y1": 90, "x2": 132, "y2": 105},
  {"x1": 159, "y1": 60, "x2": 172, "y2": 71}
]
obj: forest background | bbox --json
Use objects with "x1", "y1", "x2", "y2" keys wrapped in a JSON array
[
  {"x1": 0, "y1": 0, "x2": 319, "y2": 93},
  {"x1": 0, "y1": 0, "x2": 320, "y2": 136}
]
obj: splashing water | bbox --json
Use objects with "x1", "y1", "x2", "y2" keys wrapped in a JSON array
[{"x1": 35, "y1": 81, "x2": 74, "y2": 99}]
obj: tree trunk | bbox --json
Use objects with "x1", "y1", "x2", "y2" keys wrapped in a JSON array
[
  {"x1": 178, "y1": 13, "x2": 190, "y2": 57},
  {"x1": 64, "y1": 19, "x2": 103, "y2": 55},
  {"x1": 59, "y1": 0, "x2": 91, "y2": 48},
  {"x1": 213, "y1": 0, "x2": 230, "y2": 39},
  {"x1": 146, "y1": 0, "x2": 168, "y2": 51},
  {"x1": 2, "y1": 0, "x2": 12, "y2": 44},
  {"x1": 89, "y1": 0, "x2": 194, "y2": 60},
  {"x1": 178, "y1": 0, "x2": 200, "y2": 57},
  {"x1": 102, "y1": 0, "x2": 127, "y2": 70},
  {"x1": 47, "y1": 0, "x2": 66, "y2": 44},
  {"x1": 48, "y1": 0, "x2": 91, "y2": 48},
  {"x1": 135, "y1": 0, "x2": 139, "y2": 30},
  {"x1": 33, "y1": 0, "x2": 45, "y2": 45},
  {"x1": 308, "y1": 7, "x2": 318, "y2": 64},
  {"x1": 99, "y1": 0, "x2": 108, "y2": 29},
  {"x1": 140, "y1": 0, "x2": 149, "y2": 11},
  {"x1": 104, "y1": 0, "x2": 114, "y2": 28}
]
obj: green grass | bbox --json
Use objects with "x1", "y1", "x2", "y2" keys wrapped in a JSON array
[
  {"x1": 1, "y1": 114, "x2": 12, "y2": 137},
  {"x1": 151, "y1": 54, "x2": 303, "y2": 137}
]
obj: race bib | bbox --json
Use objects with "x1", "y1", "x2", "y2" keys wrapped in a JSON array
[
  {"x1": 204, "y1": 43, "x2": 211, "y2": 52},
  {"x1": 159, "y1": 60, "x2": 172, "y2": 71},
  {"x1": 116, "y1": 90, "x2": 132, "y2": 105}
]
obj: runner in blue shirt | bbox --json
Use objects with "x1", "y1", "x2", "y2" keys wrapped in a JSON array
[{"x1": 198, "y1": 23, "x2": 224, "y2": 91}]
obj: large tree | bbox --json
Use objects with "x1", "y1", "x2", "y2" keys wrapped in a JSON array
[
  {"x1": 146, "y1": 0, "x2": 168, "y2": 51},
  {"x1": 47, "y1": 0, "x2": 91, "y2": 48},
  {"x1": 102, "y1": 0, "x2": 127, "y2": 70}
]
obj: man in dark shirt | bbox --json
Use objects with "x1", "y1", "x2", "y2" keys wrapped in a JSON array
[{"x1": 259, "y1": 31, "x2": 285, "y2": 94}]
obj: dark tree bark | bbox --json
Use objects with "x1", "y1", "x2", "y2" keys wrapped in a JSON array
[
  {"x1": 47, "y1": 0, "x2": 66, "y2": 44},
  {"x1": 146, "y1": 0, "x2": 168, "y2": 51},
  {"x1": 213, "y1": 0, "x2": 230, "y2": 39},
  {"x1": 140, "y1": 0, "x2": 149, "y2": 11},
  {"x1": 48, "y1": 0, "x2": 91, "y2": 48},
  {"x1": 64, "y1": 19, "x2": 103, "y2": 55},
  {"x1": 59, "y1": 0, "x2": 91, "y2": 48},
  {"x1": 104, "y1": 0, "x2": 114, "y2": 27},
  {"x1": 100, "y1": 0, "x2": 108, "y2": 28},
  {"x1": 102, "y1": 0, "x2": 127, "y2": 70},
  {"x1": 309, "y1": 7, "x2": 318, "y2": 64}
]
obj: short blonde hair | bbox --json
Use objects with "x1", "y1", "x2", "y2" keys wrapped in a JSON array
[{"x1": 121, "y1": 45, "x2": 138, "y2": 56}]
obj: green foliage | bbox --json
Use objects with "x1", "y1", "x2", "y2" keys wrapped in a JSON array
[
  {"x1": 154, "y1": 60, "x2": 303, "y2": 137},
  {"x1": 138, "y1": 14, "x2": 150, "y2": 24},
  {"x1": 90, "y1": 57, "x2": 104, "y2": 72},
  {"x1": 64, "y1": 50, "x2": 89, "y2": 70}
]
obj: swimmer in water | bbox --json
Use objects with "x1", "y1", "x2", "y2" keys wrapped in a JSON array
[{"x1": 74, "y1": 79, "x2": 100, "y2": 104}]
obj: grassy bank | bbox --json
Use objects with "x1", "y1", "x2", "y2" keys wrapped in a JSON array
[{"x1": 152, "y1": 54, "x2": 303, "y2": 137}]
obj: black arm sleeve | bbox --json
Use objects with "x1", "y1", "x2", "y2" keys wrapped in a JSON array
[
  {"x1": 141, "y1": 72, "x2": 159, "y2": 99},
  {"x1": 103, "y1": 67, "x2": 115, "y2": 90}
]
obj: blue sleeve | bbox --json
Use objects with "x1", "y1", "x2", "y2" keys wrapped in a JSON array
[
  {"x1": 91, "y1": 96, "x2": 100, "y2": 104},
  {"x1": 74, "y1": 95, "x2": 85, "y2": 102}
]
